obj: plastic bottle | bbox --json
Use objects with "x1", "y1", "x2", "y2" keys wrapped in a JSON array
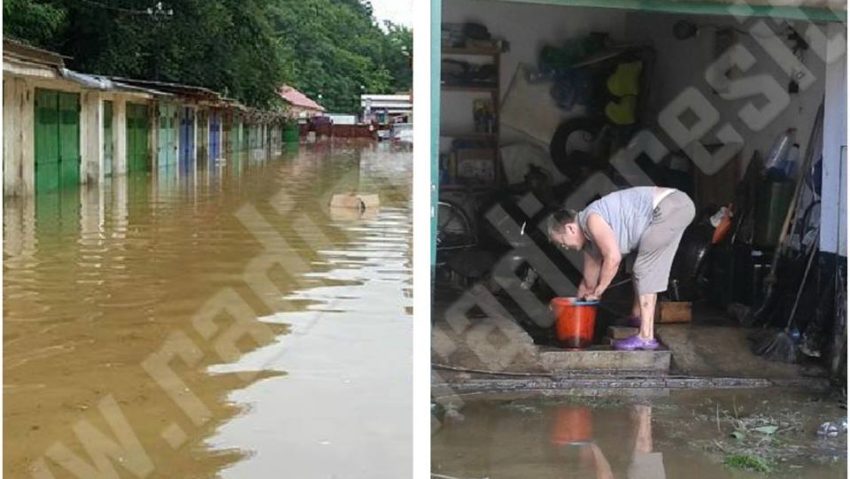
[
  {"x1": 783, "y1": 143, "x2": 801, "y2": 178},
  {"x1": 764, "y1": 129, "x2": 796, "y2": 179}
]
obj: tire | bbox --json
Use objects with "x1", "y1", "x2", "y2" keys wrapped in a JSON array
[{"x1": 549, "y1": 117, "x2": 607, "y2": 180}]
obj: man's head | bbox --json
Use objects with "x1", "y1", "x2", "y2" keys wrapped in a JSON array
[{"x1": 547, "y1": 209, "x2": 585, "y2": 251}]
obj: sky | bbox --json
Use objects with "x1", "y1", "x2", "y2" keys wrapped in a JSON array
[{"x1": 369, "y1": 0, "x2": 414, "y2": 28}]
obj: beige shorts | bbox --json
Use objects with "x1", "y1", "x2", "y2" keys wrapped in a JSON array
[{"x1": 633, "y1": 191, "x2": 695, "y2": 294}]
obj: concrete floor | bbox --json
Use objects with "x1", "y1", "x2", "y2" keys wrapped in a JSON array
[{"x1": 432, "y1": 285, "x2": 828, "y2": 383}]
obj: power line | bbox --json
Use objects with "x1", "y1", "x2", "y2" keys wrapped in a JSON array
[{"x1": 78, "y1": 0, "x2": 161, "y2": 16}]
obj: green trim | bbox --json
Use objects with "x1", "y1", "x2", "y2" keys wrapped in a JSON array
[
  {"x1": 497, "y1": 0, "x2": 845, "y2": 22},
  {"x1": 431, "y1": 0, "x2": 442, "y2": 268}
]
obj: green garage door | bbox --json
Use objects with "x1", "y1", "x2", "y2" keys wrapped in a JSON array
[
  {"x1": 234, "y1": 117, "x2": 244, "y2": 152},
  {"x1": 34, "y1": 89, "x2": 80, "y2": 193},
  {"x1": 157, "y1": 102, "x2": 178, "y2": 169},
  {"x1": 126, "y1": 103, "x2": 150, "y2": 173}
]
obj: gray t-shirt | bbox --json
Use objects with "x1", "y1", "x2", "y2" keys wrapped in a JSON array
[{"x1": 577, "y1": 187, "x2": 655, "y2": 255}]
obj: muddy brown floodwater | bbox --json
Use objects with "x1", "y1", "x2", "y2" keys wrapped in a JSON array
[
  {"x1": 5, "y1": 142, "x2": 412, "y2": 478},
  {"x1": 432, "y1": 388, "x2": 846, "y2": 479}
]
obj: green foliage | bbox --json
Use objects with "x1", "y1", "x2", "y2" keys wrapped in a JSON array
[
  {"x1": 3, "y1": 0, "x2": 66, "y2": 48},
  {"x1": 4, "y1": 0, "x2": 411, "y2": 111},
  {"x1": 268, "y1": 0, "x2": 410, "y2": 112},
  {"x1": 383, "y1": 21, "x2": 413, "y2": 92},
  {"x1": 724, "y1": 454, "x2": 772, "y2": 473}
]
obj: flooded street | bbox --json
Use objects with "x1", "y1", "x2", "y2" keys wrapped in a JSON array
[
  {"x1": 433, "y1": 389, "x2": 847, "y2": 479},
  {"x1": 4, "y1": 142, "x2": 412, "y2": 478}
]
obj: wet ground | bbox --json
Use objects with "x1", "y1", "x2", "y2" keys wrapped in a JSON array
[
  {"x1": 432, "y1": 388, "x2": 846, "y2": 479},
  {"x1": 4, "y1": 141, "x2": 412, "y2": 478}
]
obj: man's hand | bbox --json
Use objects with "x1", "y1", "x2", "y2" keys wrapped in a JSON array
[
  {"x1": 577, "y1": 282, "x2": 593, "y2": 299},
  {"x1": 583, "y1": 286, "x2": 605, "y2": 302}
]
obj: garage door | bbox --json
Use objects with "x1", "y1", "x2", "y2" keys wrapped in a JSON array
[
  {"x1": 157, "y1": 102, "x2": 178, "y2": 169},
  {"x1": 126, "y1": 102, "x2": 150, "y2": 173},
  {"x1": 210, "y1": 111, "x2": 221, "y2": 161},
  {"x1": 34, "y1": 89, "x2": 80, "y2": 193},
  {"x1": 179, "y1": 106, "x2": 195, "y2": 168}
]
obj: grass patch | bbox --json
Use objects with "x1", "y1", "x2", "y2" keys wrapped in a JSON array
[{"x1": 724, "y1": 454, "x2": 771, "y2": 473}]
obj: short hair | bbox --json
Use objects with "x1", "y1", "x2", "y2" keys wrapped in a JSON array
[{"x1": 547, "y1": 209, "x2": 579, "y2": 236}]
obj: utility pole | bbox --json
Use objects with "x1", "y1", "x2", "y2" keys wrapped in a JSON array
[{"x1": 146, "y1": 2, "x2": 173, "y2": 81}]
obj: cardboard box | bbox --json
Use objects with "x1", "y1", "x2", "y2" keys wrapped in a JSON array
[
  {"x1": 455, "y1": 148, "x2": 496, "y2": 183},
  {"x1": 656, "y1": 301, "x2": 692, "y2": 323}
]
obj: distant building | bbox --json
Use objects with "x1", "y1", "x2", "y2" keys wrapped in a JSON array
[
  {"x1": 361, "y1": 93, "x2": 412, "y2": 124},
  {"x1": 278, "y1": 85, "x2": 325, "y2": 119},
  {"x1": 325, "y1": 113, "x2": 357, "y2": 125}
]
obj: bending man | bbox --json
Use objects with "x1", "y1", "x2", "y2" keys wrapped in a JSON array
[{"x1": 547, "y1": 187, "x2": 695, "y2": 350}]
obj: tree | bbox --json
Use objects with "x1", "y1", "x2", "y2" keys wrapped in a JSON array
[
  {"x1": 267, "y1": 0, "x2": 396, "y2": 112},
  {"x1": 3, "y1": 0, "x2": 412, "y2": 111},
  {"x1": 382, "y1": 21, "x2": 413, "y2": 93},
  {"x1": 3, "y1": 0, "x2": 67, "y2": 48}
]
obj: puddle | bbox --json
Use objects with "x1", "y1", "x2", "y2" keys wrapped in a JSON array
[
  {"x1": 432, "y1": 388, "x2": 846, "y2": 478},
  {"x1": 4, "y1": 142, "x2": 412, "y2": 478}
]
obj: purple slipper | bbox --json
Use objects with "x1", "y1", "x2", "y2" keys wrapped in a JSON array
[{"x1": 613, "y1": 335, "x2": 659, "y2": 351}]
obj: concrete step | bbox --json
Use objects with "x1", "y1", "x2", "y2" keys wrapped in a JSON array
[{"x1": 539, "y1": 345, "x2": 671, "y2": 376}]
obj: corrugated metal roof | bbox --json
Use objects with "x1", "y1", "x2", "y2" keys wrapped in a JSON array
[
  {"x1": 2, "y1": 39, "x2": 288, "y2": 114},
  {"x1": 108, "y1": 77, "x2": 222, "y2": 100},
  {"x1": 58, "y1": 69, "x2": 166, "y2": 97},
  {"x1": 279, "y1": 85, "x2": 326, "y2": 112},
  {"x1": 3, "y1": 38, "x2": 70, "y2": 68}
]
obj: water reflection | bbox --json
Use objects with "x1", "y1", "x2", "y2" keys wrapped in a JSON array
[
  {"x1": 432, "y1": 390, "x2": 846, "y2": 479},
  {"x1": 549, "y1": 405, "x2": 665, "y2": 479}
]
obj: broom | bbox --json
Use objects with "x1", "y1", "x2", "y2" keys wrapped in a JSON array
[
  {"x1": 751, "y1": 234, "x2": 818, "y2": 362},
  {"x1": 750, "y1": 101, "x2": 823, "y2": 326}
]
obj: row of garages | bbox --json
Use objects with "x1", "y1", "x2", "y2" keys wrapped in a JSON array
[{"x1": 3, "y1": 39, "x2": 299, "y2": 196}]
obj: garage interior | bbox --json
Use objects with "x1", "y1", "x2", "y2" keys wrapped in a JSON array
[{"x1": 432, "y1": 0, "x2": 847, "y2": 386}]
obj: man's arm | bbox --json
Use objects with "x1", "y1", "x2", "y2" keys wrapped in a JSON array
[
  {"x1": 585, "y1": 213, "x2": 621, "y2": 298},
  {"x1": 579, "y1": 249, "x2": 601, "y2": 298}
]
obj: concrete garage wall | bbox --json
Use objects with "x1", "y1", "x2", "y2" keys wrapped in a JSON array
[
  {"x1": 440, "y1": 0, "x2": 629, "y2": 150},
  {"x1": 2, "y1": 71, "x2": 164, "y2": 195},
  {"x1": 622, "y1": 12, "x2": 828, "y2": 175},
  {"x1": 819, "y1": 22, "x2": 847, "y2": 257},
  {"x1": 3, "y1": 77, "x2": 30, "y2": 196}
]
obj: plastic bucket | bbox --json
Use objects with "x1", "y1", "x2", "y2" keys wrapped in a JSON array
[{"x1": 550, "y1": 297, "x2": 598, "y2": 349}]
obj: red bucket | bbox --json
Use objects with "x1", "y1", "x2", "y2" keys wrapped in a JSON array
[{"x1": 550, "y1": 297, "x2": 598, "y2": 349}]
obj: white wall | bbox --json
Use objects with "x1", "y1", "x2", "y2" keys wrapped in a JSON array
[
  {"x1": 622, "y1": 12, "x2": 828, "y2": 174},
  {"x1": 440, "y1": 0, "x2": 629, "y2": 150},
  {"x1": 326, "y1": 113, "x2": 357, "y2": 125},
  {"x1": 820, "y1": 22, "x2": 847, "y2": 257}
]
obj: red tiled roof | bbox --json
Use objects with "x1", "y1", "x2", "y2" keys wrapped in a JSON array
[{"x1": 278, "y1": 85, "x2": 325, "y2": 112}]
